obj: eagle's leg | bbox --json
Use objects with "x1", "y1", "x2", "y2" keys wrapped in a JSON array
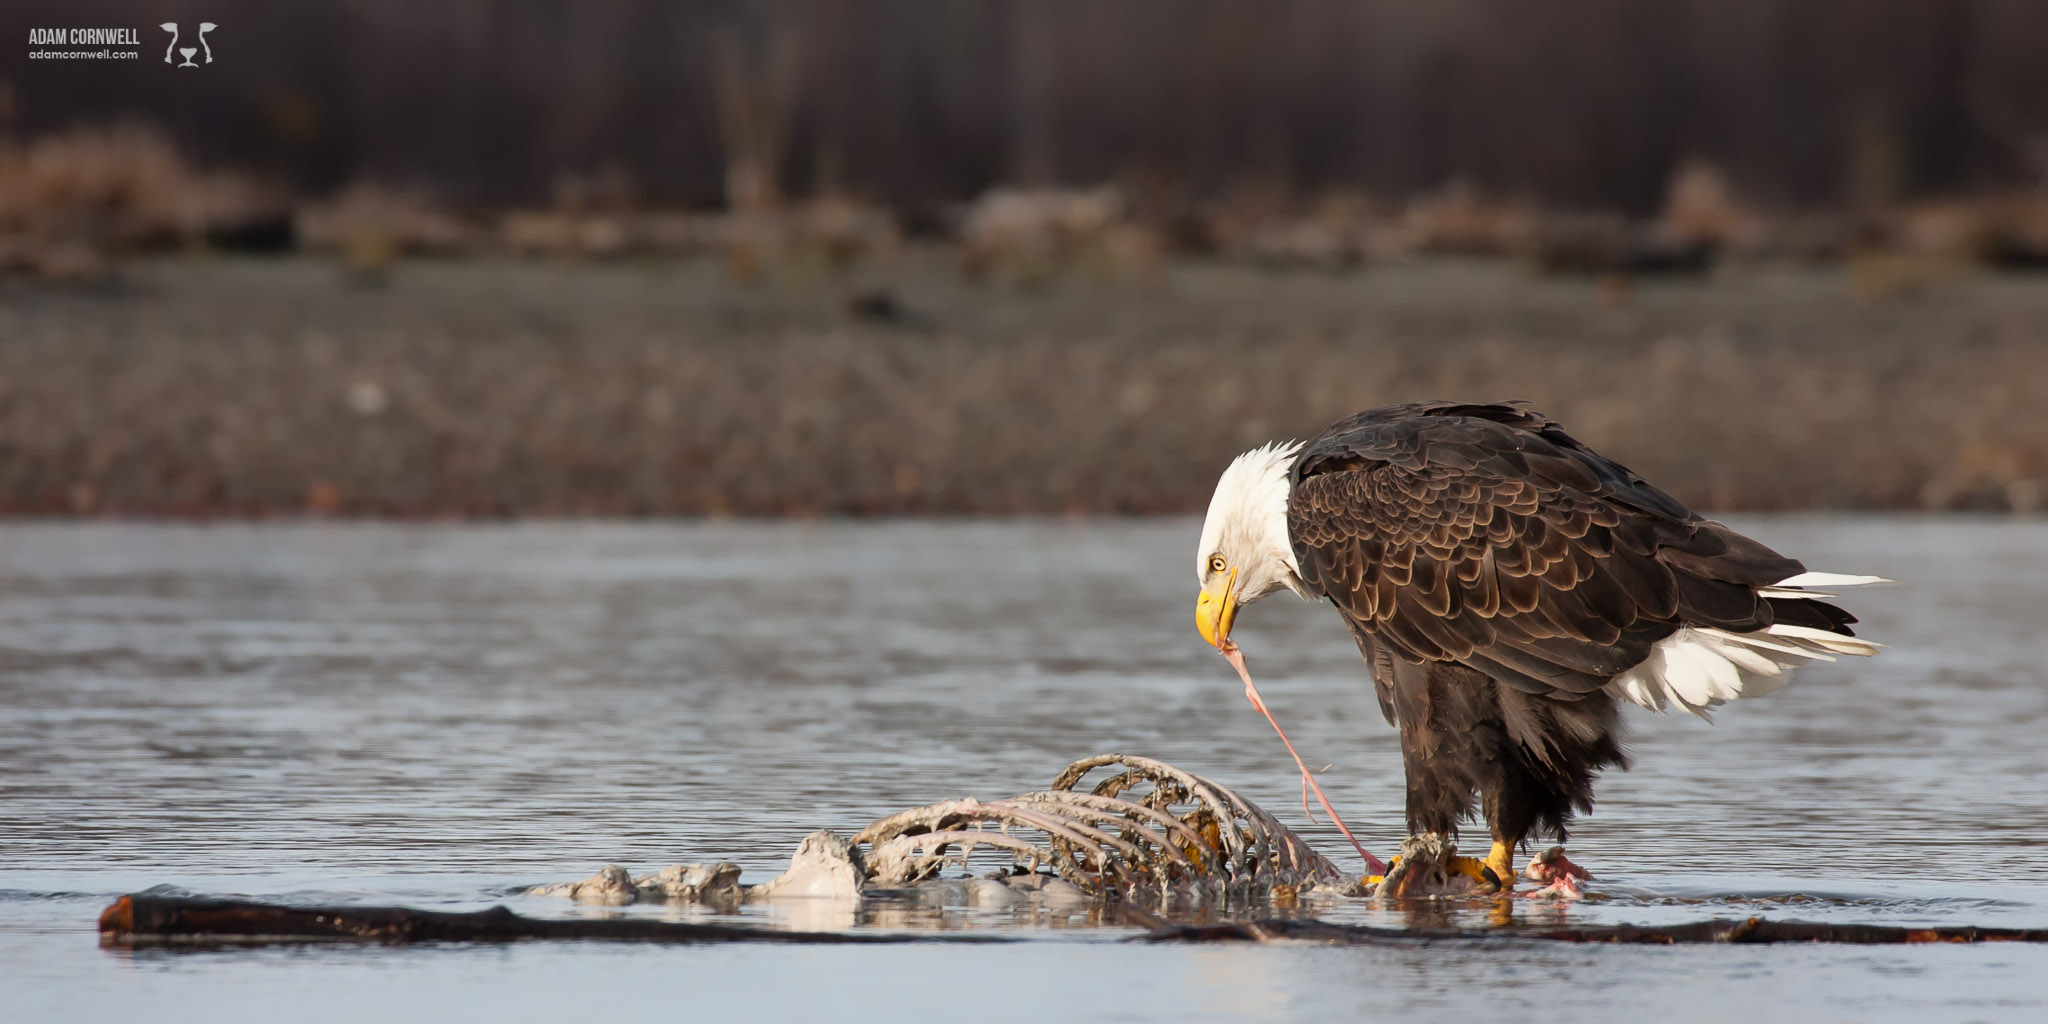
[
  {"x1": 1395, "y1": 765, "x2": 1506, "y2": 892},
  {"x1": 1473, "y1": 686, "x2": 1626, "y2": 893},
  {"x1": 1474, "y1": 753, "x2": 1547, "y2": 893},
  {"x1": 1484, "y1": 839, "x2": 1518, "y2": 889},
  {"x1": 1391, "y1": 756, "x2": 1507, "y2": 893},
  {"x1": 1388, "y1": 664, "x2": 1512, "y2": 894},
  {"x1": 1468, "y1": 794, "x2": 1541, "y2": 893}
]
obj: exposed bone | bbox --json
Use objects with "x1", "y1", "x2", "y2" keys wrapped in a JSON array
[
  {"x1": 636, "y1": 861, "x2": 744, "y2": 901},
  {"x1": 851, "y1": 754, "x2": 1345, "y2": 900},
  {"x1": 529, "y1": 861, "x2": 747, "y2": 906},
  {"x1": 747, "y1": 830, "x2": 866, "y2": 901},
  {"x1": 865, "y1": 829, "x2": 1064, "y2": 888},
  {"x1": 528, "y1": 864, "x2": 640, "y2": 905}
]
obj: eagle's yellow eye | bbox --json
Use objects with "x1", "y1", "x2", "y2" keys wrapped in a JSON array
[{"x1": 1208, "y1": 555, "x2": 1227, "y2": 575}]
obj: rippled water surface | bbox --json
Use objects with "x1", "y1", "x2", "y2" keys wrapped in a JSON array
[{"x1": 4, "y1": 518, "x2": 2046, "y2": 1021}]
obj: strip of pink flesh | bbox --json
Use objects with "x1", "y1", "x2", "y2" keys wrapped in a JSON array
[{"x1": 1222, "y1": 645, "x2": 1389, "y2": 876}]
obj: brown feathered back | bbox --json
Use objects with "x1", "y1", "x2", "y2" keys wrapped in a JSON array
[{"x1": 1287, "y1": 401, "x2": 1855, "y2": 699}]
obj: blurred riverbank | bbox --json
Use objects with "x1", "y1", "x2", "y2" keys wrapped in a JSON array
[{"x1": 3, "y1": 253, "x2": 2044, "y2": 517}]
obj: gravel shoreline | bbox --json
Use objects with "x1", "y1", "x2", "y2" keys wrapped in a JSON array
[{"x1": 3, "y1": 254, "x2": 2044, "y2": 517}]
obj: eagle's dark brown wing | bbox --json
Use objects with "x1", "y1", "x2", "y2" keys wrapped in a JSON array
[{"x1": 1287, "y1": 402, "x2": 1852, "y2": 700}]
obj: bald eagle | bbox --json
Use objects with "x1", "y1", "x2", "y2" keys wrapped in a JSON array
[{"x1": 1194, "y1": 402, "x2": 1883, "y2": 889}]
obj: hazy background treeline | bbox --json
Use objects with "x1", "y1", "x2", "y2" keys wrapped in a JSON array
[
  {"x1": 5, "y1": 0, "x2": 2048, "y2": 518},
  {"x1": 11, "y1": 0, "x2": 2048, "y2": 217}
]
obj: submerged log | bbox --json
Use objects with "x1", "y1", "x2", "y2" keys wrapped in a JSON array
[
  {"x1": 100, "y1": 893, "x2": 2048, "y2": 947},
  {"x1": 97, "y1": 893, "x2": 1020, "y2": 947}
]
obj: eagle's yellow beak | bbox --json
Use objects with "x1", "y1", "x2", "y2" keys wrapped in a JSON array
[{"x1": 1196, "y1": 567, "x2": 1239, "y2": 650}]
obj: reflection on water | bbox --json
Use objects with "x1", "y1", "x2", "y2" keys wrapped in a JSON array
[{"x1": 3, "y1": 518, "x2": 2047, "y2": 1021}]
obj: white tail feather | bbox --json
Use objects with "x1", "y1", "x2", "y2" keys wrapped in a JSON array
[
  {"x1": 1765, "y1": 623, "x2": 1884, "y2": 657},
  {"x1": 1600, "y1": 567, "x2": 1887, "y2": 716},
  {"x1": 1773, "y1": 571, "x2": 1894, "y2": 588},
  {"x1": 1607, "y1": 565, "x2": 1885, "y2": 716},
  {"x1": 1758, "y1": 571, "x2": 1894, "y2": 600},
  {"x1": 1711, "y1": 641, "x2": 1786, "y2": 678},
  {"x1": 1694, "y1": 626, "x2": 1837, "y2": 662}
]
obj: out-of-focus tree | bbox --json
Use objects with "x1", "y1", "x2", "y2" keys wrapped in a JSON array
[{"x1": 6, "y1": 0, "x2": 2045, "y2": 215}]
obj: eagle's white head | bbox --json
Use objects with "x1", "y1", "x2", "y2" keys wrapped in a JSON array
[{"x1": 1195, "y1": 441, "x2": 1311, "y2": 649}]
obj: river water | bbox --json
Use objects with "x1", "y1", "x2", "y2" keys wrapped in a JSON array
[{"x1": 3, "y1": 518, "x2": 2045, "y2": 1021}]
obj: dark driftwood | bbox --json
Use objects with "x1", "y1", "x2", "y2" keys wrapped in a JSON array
[
  {"x1": 1138, "y1": 917, "x2": 2048, "y2": 946},
  {"x1": 97, "y1": 894, "x2": 1018, "y2": 947},
  {"x1": 101, "y1": 893, "x2": 2048, "y2": 948}
]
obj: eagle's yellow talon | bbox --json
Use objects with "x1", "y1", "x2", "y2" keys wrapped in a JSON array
[
  {"x1": 1363, "y1": 853, "x2": 1400, "y2": 889},
  {"x1": 1484, "y1": 841, "x2": 1516, "y2": 891},
  {"x1": 1447, "y1": 854, "x2": 1504, "y2": 892}
]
